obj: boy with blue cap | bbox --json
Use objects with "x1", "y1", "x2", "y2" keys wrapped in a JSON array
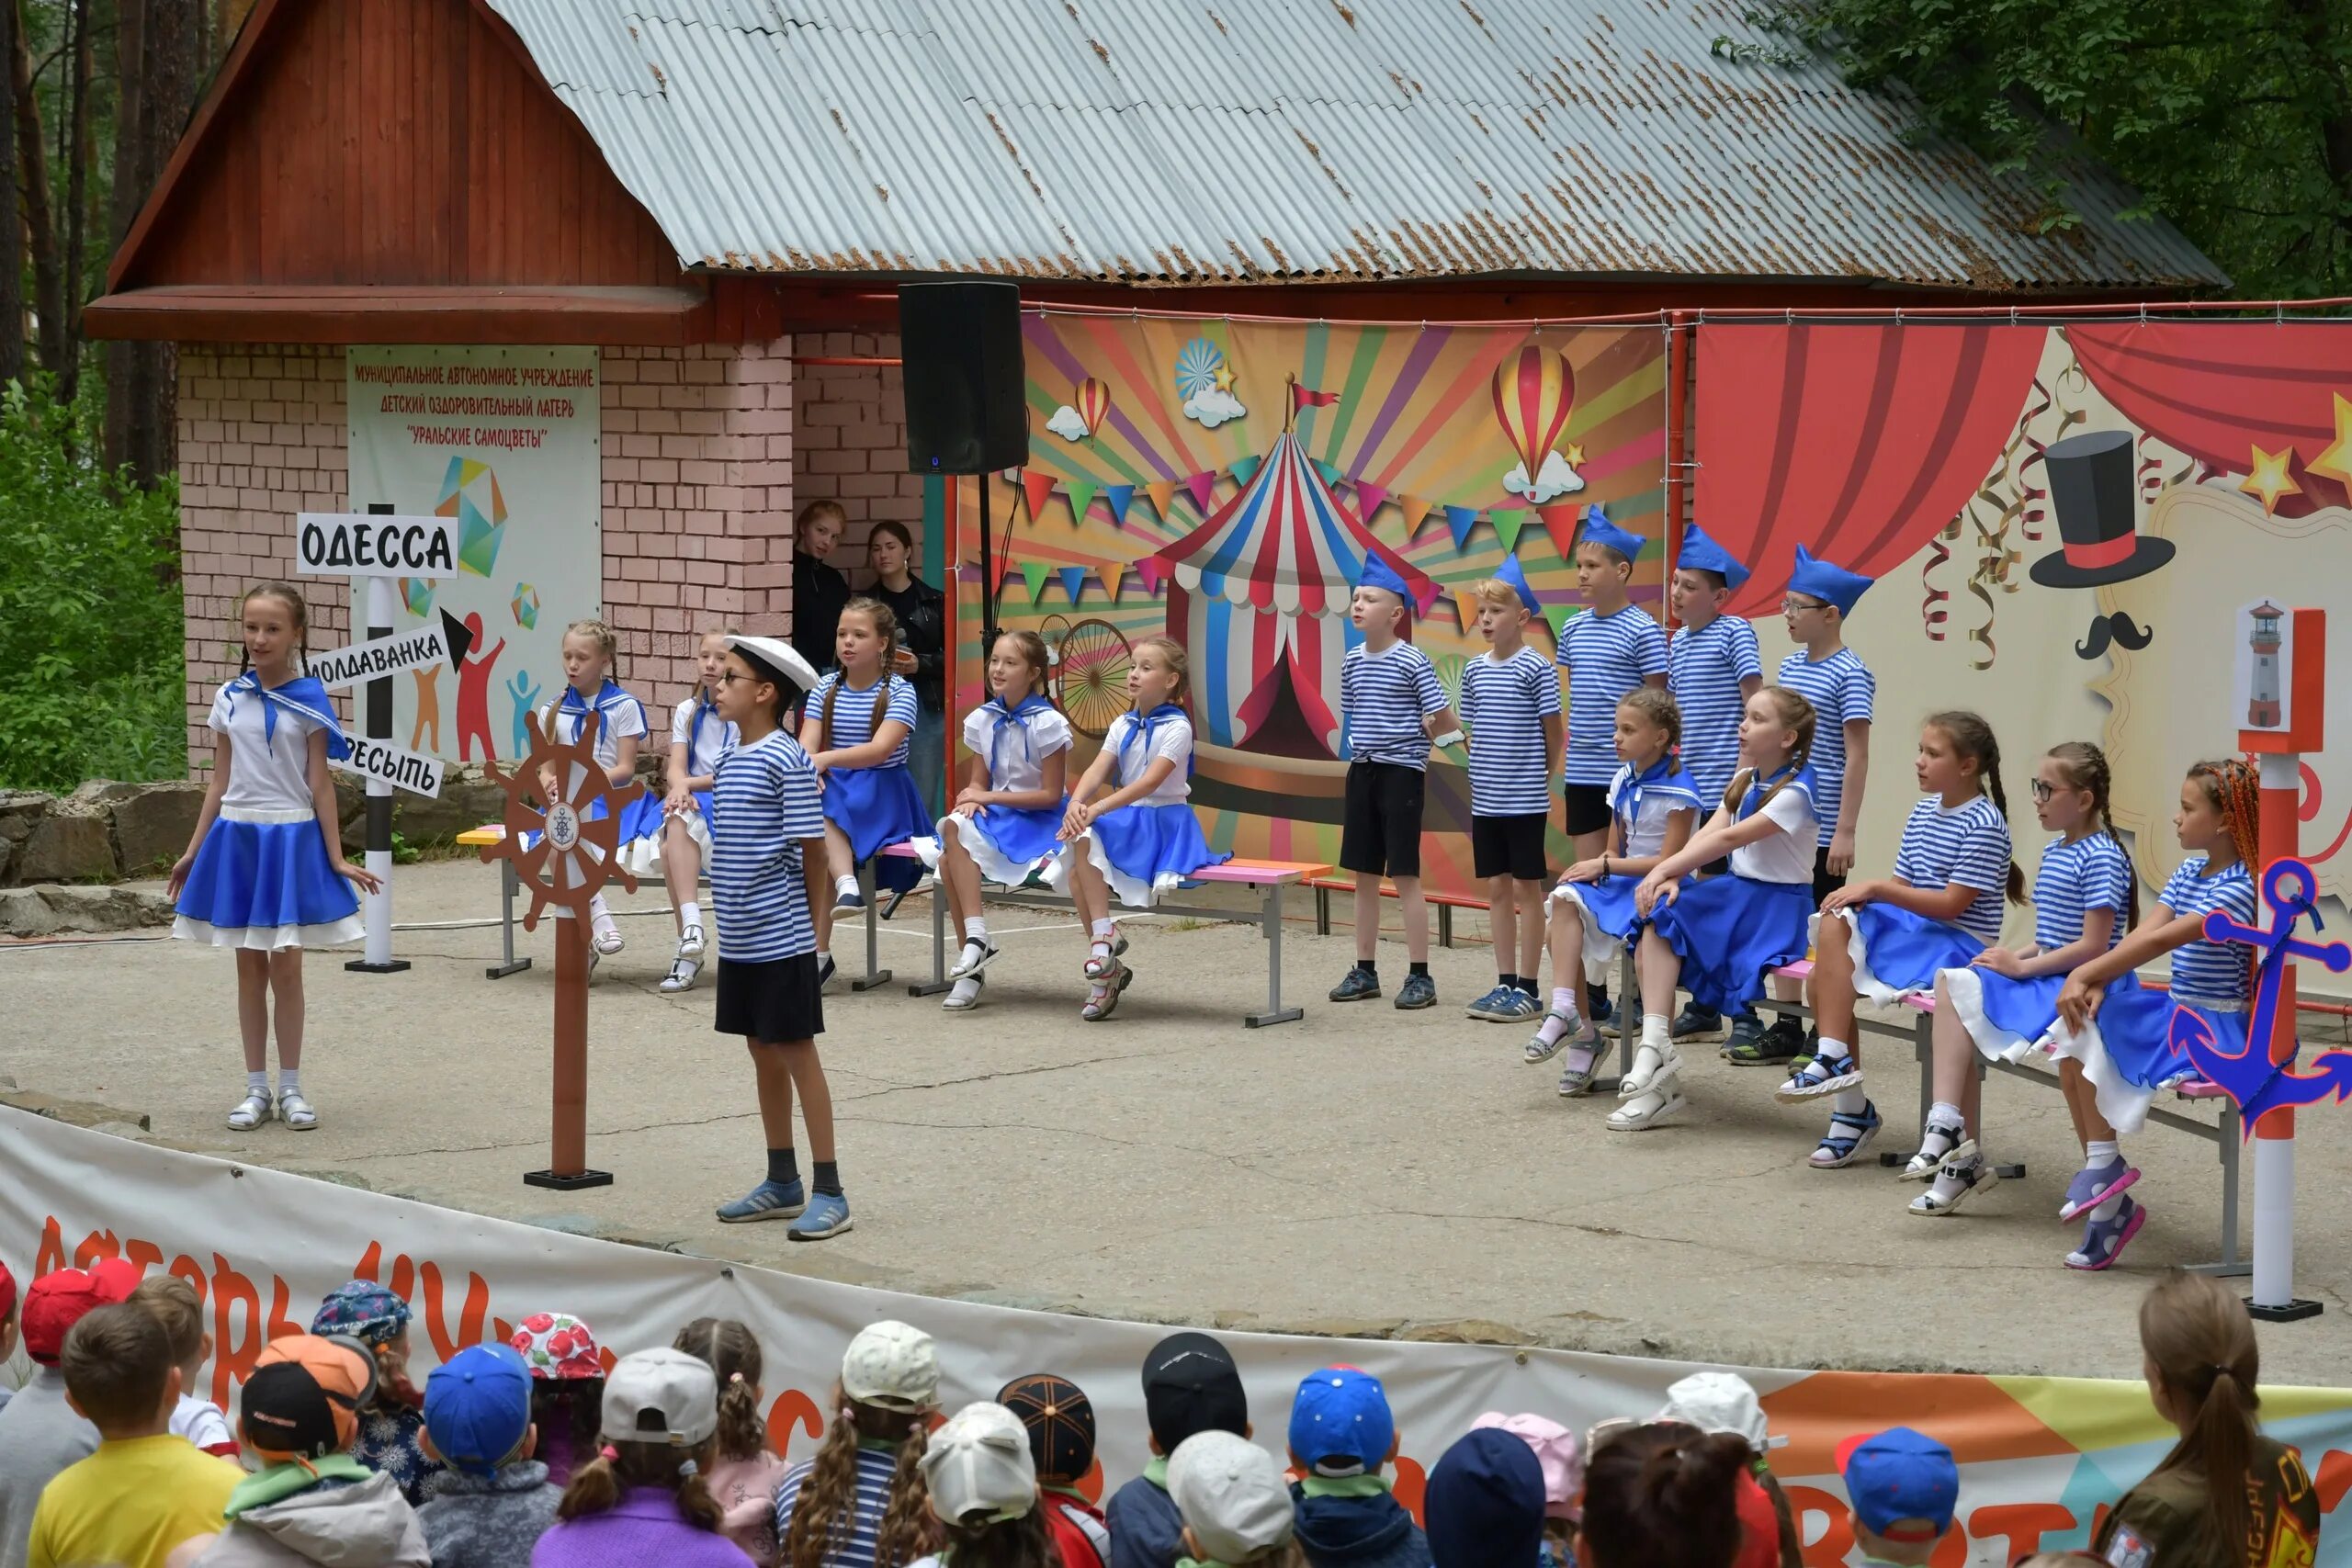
[
  {"x1": 1460, "y1": 556, "x2": 1565, "y2": 1022},
  {"x1": 1287, "y1": 1367, "x2": 1428, "y2": 1568},
  {"x1": 415, "y1": 1342, "x2": 560, "y2": 1568},
  {"x1": 1839, "y1": 1427, "x2": 1958, "y2": 1567},
  {"x1": 1425, "y1": 1427, "x2": 1546, "y2": 1568},
  {"x1": 1555, "y1": 507, "x2": 1668, "y2": 1029},
  {"x1": 1744, "y1": 543, "x2": 1877, "y2": 1067},
  {"x1": 1664, "y1": 520, "x2": 1763, "y2": 1046},
  {"x1": 1329, "y1": 552, "x2": 1459, "y2": 1010}
]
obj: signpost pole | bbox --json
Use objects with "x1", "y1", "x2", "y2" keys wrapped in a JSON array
[{"x1": 346, "y1": 503, "x2": 410, "y2": 975}]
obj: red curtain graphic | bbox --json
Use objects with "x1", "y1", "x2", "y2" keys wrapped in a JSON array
[{"x1": 1695, "y1": 323, "x2": 2048, "y2": 618}]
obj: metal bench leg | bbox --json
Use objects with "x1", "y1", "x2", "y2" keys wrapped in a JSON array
[
  {"x1": 905, "y1": 874, "x2": 952, "y2": 997},
  {"x1": 851, "y1": 862, "x2": 892, "y2": 991},
  {"x1": 485, "y1": 858, "x2": 533, "y2": 978},
  {"x1": 1439, "y1": 902, "x2": 1453, "y2": 949},
  {"x1": 2189, "y1": 1102, "x2": 2249, "y2": 1277},
  {"x1": 1592, "y1": 946, "x2": 1638, "y2": 1092},
  {"x1": 1316, "y1": 886, "x2": 1330, "y2": 936},
  {"x1": 1246, "y1": 882, "x2": 1304, "y2": 1028}
]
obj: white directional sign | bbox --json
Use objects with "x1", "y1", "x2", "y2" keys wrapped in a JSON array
[
  {"x1": 333, "y1": 737, "x2": 445, "y2": 799},
  {"x1": 296, "y1": 512, "x2": 460, "y2": 578},
  {"x1": 309, "y1": 610, "x2": 475, "y2": 691}
]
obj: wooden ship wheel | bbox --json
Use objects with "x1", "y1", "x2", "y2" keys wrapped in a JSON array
[{"x1": 477, "y1": 710, "x2": 646, "y2": 1190}]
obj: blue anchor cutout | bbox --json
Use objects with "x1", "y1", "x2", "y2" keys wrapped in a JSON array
[{"x1": 2170, "y1": 858, "x2": 2352, "y2": 1135}]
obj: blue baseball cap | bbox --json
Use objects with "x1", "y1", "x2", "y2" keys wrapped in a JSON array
[
  {"x1": 1840, "y1": 1427, "x2": 1958, "y2": 1541},
  {"x1": 425, "y1": 1342, "x2": 534, "y2": 1477},
  {"x1": 1491, "y1": 553, "x2": 1542, "y2": 616},
  {"x1": 1357, "y1": 551, "x2": 1413, "y2": 604},
  {"x1": 1288, "y1": 1366, "x2": 1396, "y2": 1476},
  {"x1": 1577, "y1": 505, "x2": 1645, "y2": 563},
  {"x1": 1787, "y1": 544, "x2": 1873, "y2": 616},
  {"x1": 1676, "y1": 521, "x2": 1751, "y2": 591}
]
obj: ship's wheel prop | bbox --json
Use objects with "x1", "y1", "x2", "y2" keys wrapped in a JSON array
[
  {"x1": 476, "y1": 710, "x2": 645, "y2": 1191},
  {"x1": 1051, "y1": 618, "x2": 1135, "y2": 739}
]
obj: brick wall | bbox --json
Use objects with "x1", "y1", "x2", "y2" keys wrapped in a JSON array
[{"x1": 788, "y1": 329, "x2": 928, "y2": 587}]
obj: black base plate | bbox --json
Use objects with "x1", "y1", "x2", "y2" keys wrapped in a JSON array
[
  {"x1": 2246, "y1": 1296, "x2": 2324, "y2": 1323},
  {"x1": 345, "y1": 958, "x2": 413, "y2": 974},
  {"x1": 524, "y1": 1168, "x2": 614, "y2": 1190}
]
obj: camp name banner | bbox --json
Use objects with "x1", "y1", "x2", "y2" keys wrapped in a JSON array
[
  {"x1": 9, "y1": 1110, "x2": 2352, "y2": 1568},
  {"x1": 1696, "y1": 319, "x2": 2352, "y2": 930},
  {"x1": 961, "y1": 315, "x2": 1670, "y2": 897},
  {"x1": 346, "y1": 345, "x2": 603, "y2": 767}
]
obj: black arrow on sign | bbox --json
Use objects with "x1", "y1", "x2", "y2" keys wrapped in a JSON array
[{"x1": 440, "y1": 607, "x2": 476, "y2": 671}]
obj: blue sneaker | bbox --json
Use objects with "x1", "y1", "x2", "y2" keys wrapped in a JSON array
[
  {"x1": 789, "y1": 1191, "x2": 854, "y2": 1241},
  {"x1": 1492, "y1": 988, "x2": 1542, "y2": 1021},
  {"x1": 1590, "y1": 996, "x2": 1621, "y2": 1036},
  {"x1": 1395, "y1": 971, "x2": 1438, "y2": 1010},
  {"x1": 716, "y1": 1178, "x2": 807, "y2": 1224},
  {"x1": 1329, "y1": 965, "x2": 1382, "y2": 1002},
  {"x1": 1464, "y1": 983, "x2": 1517, "y2": 1021},
  {"x1": 833, "y1": 885, "x2": 866, "y2": 912}
]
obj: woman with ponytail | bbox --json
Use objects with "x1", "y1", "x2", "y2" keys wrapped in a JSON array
[
  {"x1": 2050, "y1": 761, "x2": 2261, "y2": 1269},
  {"x1": 2096, "y1": 1271, "x2": 2318, "y2": 1568},
  {"x1": 677, "y1": 1318, "x2": 787, "y2": 1565},
  {"x1": 776, "y1": 1322, "x2": 942, "y2": 1568},
  {"x1": 531, "y1": 1348, "x2": 743, "y2": 1568},
  {"x1": 1573, "y1": 1421, "x2": 1757, "y2": 1568}
]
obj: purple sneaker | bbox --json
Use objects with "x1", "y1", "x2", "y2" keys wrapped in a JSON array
[{"x1": 2065, "y1": 1197, "x2": 2147, "y2": 1271}]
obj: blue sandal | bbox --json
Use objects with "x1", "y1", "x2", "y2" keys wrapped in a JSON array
[
  {"x1": 2066, "y1": 1198, "x2": 2147, "y2": 1270},
  {"x1": 2059, "y1": 1156, "x2": 2140, "y2": 1222},
  {"x1": 1808, "y1": 1101, "x2": 1882, "y2": 1168},
  {"x1": 1774, "y1": 1053, "x2": 1863, "y2": 1104}
]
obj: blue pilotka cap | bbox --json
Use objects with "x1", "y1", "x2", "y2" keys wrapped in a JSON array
[
  {"x1": 1787, "y1": 544, "x2": 1873, "y2": 615},
  {"x1": 1676, "y1": 520, "x2": 1751, "y2": 590},
  {"x1": 1357, "y1": 551, "x2": 1413, "y2": 603},
  {"x1": 1491, "y1": 552, "x2": 1543, "y2": 616},
  {"x1": 1577, "y1": 505, "x2": 1645, "y2": 562}
]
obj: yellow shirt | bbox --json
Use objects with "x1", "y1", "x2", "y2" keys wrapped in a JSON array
[{"x1": 28, "y1": 1434, "x2": 241, "y2": 1568}]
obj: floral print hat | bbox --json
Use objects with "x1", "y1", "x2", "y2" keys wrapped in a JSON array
[{"x1": 509, "y1": 1312, "x2": 605, "y2": 1381}]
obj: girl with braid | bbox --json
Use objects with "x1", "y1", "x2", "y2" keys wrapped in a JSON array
[
  {"x1": 802, "y1": 598, "x2": 930, "y2": 985},
  {"x1": 676, "y1": 1318, "x2": 787, "y2": 1565},
  {"x1": 2050, "y1": 759, "x2": 2260, "y2": 1269},
  {"x1": 776, "y1": 1322, "x2": 941, "y2": 1568}
]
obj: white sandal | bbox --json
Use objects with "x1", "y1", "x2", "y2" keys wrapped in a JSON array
[
  {"x1": 943, "y1": 973, "x2": 986, "y2": 1011},
  {"x1": 592, "y1": 923, "x2": 627, "y2": 956},
  {"x1": 660, "y1": 956, "x2": 701, "y2": 994},
  {"x1": 1081, "y1": 964, "x2": 1134, "y2": 1021},
  {"x1": 227, "y1": 1090, "x2": 274, "y2": 1132},
  {"x1": 677, "y1": 924, "x2": 707, "y2": 960},
  {"x1": 278, "y1": 1090, "x2": 318, "y2": 1131},
  {"x1": 1083, "y1": 935, "x2": 1125, "y2": 979},
  {"x1": 1608, "y1": 1072, "x2": 1686, "y2": 1131}
]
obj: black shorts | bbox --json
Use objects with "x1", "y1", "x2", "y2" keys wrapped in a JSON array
[
  {"x1": 1472, "y1": 813, "x2": 1549, "y2": 882},
  {"x1": 1340, "y1": 761, "x2": 1425, "y2": 878},
  {"x1": 1813, "y1": 843, "x2": 1847, "y2": 906},
  {"x1": 1561, "y1": 783, "x2": 1613, "y2": 838},
  {"x1": 715, "y1": 953, "x2": 825, "y2": 1043}
]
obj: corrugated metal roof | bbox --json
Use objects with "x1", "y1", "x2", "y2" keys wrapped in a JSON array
[{"x1": 487, "y1": 0, "x2": 2225, "y2": 289}]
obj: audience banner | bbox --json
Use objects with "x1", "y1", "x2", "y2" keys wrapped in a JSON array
[{"x1": 6, "y1": 1106, "x2": 2349, "y2": 1566}]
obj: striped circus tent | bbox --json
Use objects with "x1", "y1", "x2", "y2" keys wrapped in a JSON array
[{"x1": 1145, "y1": 429, "x2": 1439, "y2": 756}]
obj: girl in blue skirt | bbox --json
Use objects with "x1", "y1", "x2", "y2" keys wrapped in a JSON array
[
  {"x1": 1049, "y1": 637, "x2": 1227, "y2": 1021},
  {"x1": 169, "y1": 582, "x2": 380, "y2": 1133},
  {"x1": 534, "y1": 619, "x2": 650, "y2": 964},
  {"x1": 1619, "y1": 686, "x2": 1824, "y2": 1132},
  {"x1": 1780, "y1": 711, "x2": 2018, "y2": 1170},
  {"x1": 2046, "y1": 758, "x2": 2260, "y2": 1269},
  {"x1": 1527, "y1": 688, "x2": 1701, "y2": 1097},
  {"x1": 1905, "y1": 742, "x2": 2133, "y2": 1219},
  {"x1": 625, "y1": 626, "x2": 741, "y2": 995},
  {"x1": 918, "y1": 629, "x2": 1070, "y2": 1011},
  {"x1": 801, "y1": 598, "x2": 929, "y2": 984}
]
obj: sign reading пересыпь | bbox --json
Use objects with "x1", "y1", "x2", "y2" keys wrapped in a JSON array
[
  {"x1": 296, "y1": 512, "x2": 459, "y2": 577},
  {"x1": 332, "y1": 737, "x2": 444, "y2": 798}
]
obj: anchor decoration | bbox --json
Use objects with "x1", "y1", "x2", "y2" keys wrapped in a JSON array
[{"x1": 2170, "y1": 858, "x2": 2352, "y2": 1134}]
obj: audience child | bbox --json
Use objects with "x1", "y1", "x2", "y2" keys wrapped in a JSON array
[
  {"x1": 2051, "y1": 761, "x2": 2261, "y2": 1269},
  {"x1": 129, "y1": 1275, "x2": 241, "y2": 1460},
  {"x1": 1466, "y1": 1415, "x2": 1580, "y2": 1566},
  {"x1": 530, "y1": 1348, "x2": 748, "y2": 1568},
  {"x1": 1286, "y1": 1367, "x2": 1428, "y2": 1568},
  {"x1": 1106, "y1": 1333, "x2": 1252, "y2": 1568},
  {"x1": 906, "y1": 1403, "x2": 1052, "y2": 1568},
  {"x1": 1749, "y1": 546, "x2": 1876, "y2": 1066},
  {"x1": 190, "y1": 1334, "x2": 430, "y2": 1568},
  {"x1": 1424, "y1": 1428, "x2": 1545, "y2": 1568},
  {"x1": 998, "y1": 1374, "x2": 1110, "y2": 1568},
  {"x1": 533, "y1": 618, "x2": 650, "y2": 964},
  {"x1": 2096, "y1": 1272, "x2": 2319, "y2": 1568},
  {"x1": 1459, "y1": 560, "x2": 1565, "y2": 1022},
  {"x1": 311, "y1": 1281, "x2": 446, "y2": 1508},
  {"x1": 1527, "y1": 689, "x2": 1700, "y2": 1096},
  {"x1": 1651, "y1": 1372, "x2": 1799, "y2": 1568},
  {"x1": 0, "y1": 1260, "x2": 134, "y2": 1568},
  {"x1": 1839, "y1": 1428, "x2": 1958, "y2": 1568},
  {"x1": 1554, "y1": 508, "x2": 1669, "y2": 1029},
  {"x1": 26, "y1": 1304, "x2": 237, "y2": 1568},
  {"x1": 415, "y1": 1343, "x2": 560, "y2": 1568},
  {"x1": 628, "y1": 626, "x2": 742, "y2": 995},
  {"x1": 802, "y1": 597, "x2": 929, "y2": 970},
  {"x1": 1166, "y1": 1432, "x2": 1298, "y2": 1568},
  {"x1": 1662, "y1": 521, "x2": 1763, "y2": 1044},
  {"x1": 776, "y1": 1321, "x2": 941, "y2": 1568},
  {"x1": 677, "y1": 1318, "x2": 789, "y2": 1566},
  {"x1": 1574, "y1": 1421, "x2": 1748, "y2": 1568},
  {"x1": 508, "y1": 1314, "x2": 606, "y2": 1490},
  {"x1": 1327, "y1": 554, "x2": 1459, "y2": 1011},
  {"x1": 0, "y1": 1260, "x2": 15, "y2": 1416},
  {"x1": 1781, "y1": 711, "x2": 2018, "y2": 1172}
]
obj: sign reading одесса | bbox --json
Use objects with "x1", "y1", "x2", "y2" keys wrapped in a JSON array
[
  {"x1": 296, "y1": 512, "x2": 459, "y2": 578},
  {"x1": 309, "y1": 610, "x2": 476, "y2": 692},
  {"x1": 332, "y1": 737, "x2": 445, "y2": 799}
]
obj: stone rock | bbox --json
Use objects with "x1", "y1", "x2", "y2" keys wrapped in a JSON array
[
  {"x1": 0, "y1": 790, "x2": 51, "y2": 883},
  {"x1": 74, "y1": 779, "x2": 208, "y2": 874},
  {"x1": 0, "y1": 884, "x2": 175, "y2": 936},
  {"x1": 17, "y1": 804, "x2": 118, "y2": 883},
  {"x1": 0, "y1": 1089, "x2": 151, "y2": 1132}
]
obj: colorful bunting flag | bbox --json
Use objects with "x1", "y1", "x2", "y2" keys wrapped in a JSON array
[
  {"x1": 1491, "y1": 508, "x2": 1528, "y2": 555},
  {"x1": 1184, "y1": 472, "x2": 1217, "y2": 514},
  {"x1": 1134, "y1": 557, "x2": 1168, "y2": 593},
  {"x1": 1398, "y1": 496, "x2": 1434, "y2": 536},
  {"x1": 1230, "y1": 455, "x2": 1262, "y2": 486},
  {"x1": 1313, "y1": 458, "x2": 1343, "y2": 487},
  {"x1": 1292, "y1": 385, "x2": 1343, "y2": 410},
  {"x1": 1542, "y1": 604, "x2": 1575, "y2": 643},
  {"x1": 1444, "y1": 505, "x2": 1480, "y2": 550},
  {"x1": 1064, "y1": 480, "x2": 1099, "y2": 525},
  {"x1": 1104, "y1": 484, "x2": 1135, "y2": 525},
  {"x1": 1354, "y1": 481, "x2": 1389, "y2": 519},
  {"x1": 1019, "y1": 560, "x2": 1051, "y2": 604},
  {"x1": 1058, "y1": 566, "x2": 1088, "y2": 605},
  {"x1": 1022, "y1": 470, "x2": 1059, "y2": 520},
  {"x1": 1145, "y1": 479, "x2": 1181, "y2": 523},
  {"x1": 1098, "y1": 561, "x2": 1125, "y2": 601},
  {"x1": 1453, "y1": 587, "x2": 1484, "y2": 634},
  {"x1": 1537, "y1": 503, "x2": 1583, "y2": 561}
]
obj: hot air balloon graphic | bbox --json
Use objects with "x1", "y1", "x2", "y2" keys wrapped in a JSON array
[
  {"x1": 1491, "y1": 344, "x2": 1585, "y2": 504},
  {"x1": 1076, "y1": 377, "x2": 1112, "y2": 438}
]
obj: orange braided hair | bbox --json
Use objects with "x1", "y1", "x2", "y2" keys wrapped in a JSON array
[{"x1": 2188, "y1": 757, "x2": 2262, "y2": 991}]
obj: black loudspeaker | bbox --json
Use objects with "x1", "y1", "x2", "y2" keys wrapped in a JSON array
[{"x1": 899, "y1": 282, "x2": 1027, "y2": 474}]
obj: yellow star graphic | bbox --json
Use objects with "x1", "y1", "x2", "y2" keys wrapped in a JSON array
[
  {"x1": 2239, "y1": 444, "x2": 2301, "y2": 515},
  {"x1": 1563, "y1": 443, "x2": 1586, "y2": 468},
  {"x1": 1213, "y1": 361, "x2": 1236, "y2": 394},
  {"x1": 2306, "y1": 392, "x2": 2352, "y2": 489}
]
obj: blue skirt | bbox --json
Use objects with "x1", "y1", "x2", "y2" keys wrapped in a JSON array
[
  {"x1": 173, "y1": 809, "x2": 363, "y2": 951},
  {"x1": 915, "y1": 800, "x2": 1068, "y2": 887},
  {"x1": 1048, "y1": 802, "x2": 1227, "y2": 909},
  {"x1": 1939, "y1": 965, "x2": 2067, "y2": 1064},
  {"x1": 2045, "y1": 976, "x2": 2242, "y2": 1134},
  {"x1": 1839, "y1": 904, "x2": 1984, "y2": 1006},
  {"x1": 822, "y1": 764, "x2": 932, "y2": 864},
  {"x1": 1649, "y1": 874, "x2": 1813, "y2": 1015},
  {"x1": 1548, "y1": 874, "x2": 1645, "y2": 968},
  {"x1": 617, "y1": 788, "x2": 713, "y2": 878}
]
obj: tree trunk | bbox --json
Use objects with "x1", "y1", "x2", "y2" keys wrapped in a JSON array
[
  {"x1": 103, "y1": 0, "x2": 198, "y2": 485},
  {"x1": 15, "y1": 0, "x2": 64, "y2": 379},
  {"x1": 0, "y1": 0, "x2": 24, "y2": 388},
  {"x1": 59, "y1": 0, "x2": 88, "y2": 403}
]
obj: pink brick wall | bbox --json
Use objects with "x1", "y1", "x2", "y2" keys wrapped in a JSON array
[{"x1": 789, "y1": 330, "x2": 929, "y2": 590}]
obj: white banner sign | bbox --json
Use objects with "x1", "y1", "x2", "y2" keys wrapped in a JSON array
[
  {"x1": 296, "y1": 513, "x2": 461, "y2": 579},
  {"x1": 310, "y1": 611, "x2": 473, "y2": 692},
  {"x1": 5, "y1": 1107, "x2": 2349, "y2": 1566},
  {"x1": 331, "y1": 737, "x2": 445, "y2": 798}
]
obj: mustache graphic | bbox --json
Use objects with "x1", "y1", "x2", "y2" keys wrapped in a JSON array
[{"x1": 2075, "y1": 612, "x2": 2154, "y2": 661}]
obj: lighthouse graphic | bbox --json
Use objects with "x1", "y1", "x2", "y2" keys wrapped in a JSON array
[{"x1": 2248, "y1": 602, "x2": 2284, "y2": 727}]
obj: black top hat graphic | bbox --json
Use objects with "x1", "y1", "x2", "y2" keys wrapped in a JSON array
[{"x1": 2029, "y1": 429, "x2": 2176, "y2": 589}]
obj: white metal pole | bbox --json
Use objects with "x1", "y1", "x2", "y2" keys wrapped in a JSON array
[{"x1": 2250, "y1": 750, "x2": 2301, "y2": 1310}]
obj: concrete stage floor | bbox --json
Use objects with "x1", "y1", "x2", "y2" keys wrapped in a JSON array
[{"x1": 9, "y1": 859, "x2": 2352, "y2": 1384}]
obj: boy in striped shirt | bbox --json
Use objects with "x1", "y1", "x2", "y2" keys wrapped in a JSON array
[
  {"x1": 1329, "y1": 554, "x2": 1459, "y2": 1011},
  {"x1": 1555, "y1": 507, "x2": 1668, "y2": 1025},
  {"x1": 1460, "y1": 558, "x2": 1564, "y2": 1021},
  {"x1": 1663, "y1": 521, "x2": 1762, "y2": 1043}
]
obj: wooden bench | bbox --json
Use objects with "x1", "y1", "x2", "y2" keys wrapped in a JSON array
[
  {"x1": 1307, "y1": 875, "x2": 1487, "y2": 948},
  {"x1": 455, "y1": 825, "x2": 533, "y2": 979},
  {"x1": 876, "y1": 843, "x2": 1329, "y2": 1027}
]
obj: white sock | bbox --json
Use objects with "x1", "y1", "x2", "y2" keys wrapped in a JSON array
[
  {"x1": 277, "y1": 1069, "x2": 300, "y2": 1096},
  {"x1": 1833, "y1": 1086, "x2": 1869, "y2": 1116},
  {"x1": 947, "y1": 976, "x2": 981, "y2": 1005},
  {"x1": 2090, "y1": 1190, "x2": 2127, "y2": 1223},
  {"x1": 1091, "y1": 918, "x2": 1115, "y2": 941},
  {"x1": 1816, "y1": 1035, "x2": 1852, "y2": 1066},
  {"x1": 964, "y1": 917, "x2": 989, "y2": 942},
  {"x1": 836, "y1": 874, "x2": 859, "y2": 899},
  {"x1": 678, "y1": 900, "x2": 700, "y2": 929},
  {"x1": 2086, "y1": 1140, "x2": 2120, "y2": 1169},
  {"x1": 1917, "y1": 1102, "x2": 1964, "y2": 1162},
  {"x1": 817, "y1": 948, "x2": 833, "y2": 969},
  {"x1": 589, "y1": 895, "x2": 618, "y2": 938},
  {"x1": 246, "y1": 1070, "x2": 270, "y2": 1097},
  {"x1": 1641, "y1": 1013, "x2": 1670, "y2": 1049},
  {"x1": 1537, "y1": 989, "x2": 1582, "y2": 1045}
]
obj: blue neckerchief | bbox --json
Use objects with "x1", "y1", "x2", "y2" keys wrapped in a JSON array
[
  {"x1": 688, "y1": 693, "x2": 729, "y2": 773},
  {"x1": 1616, "y1": 755, "x2": 1677, "y2": 839},
  {"x1": 984, "y1": 693, "x2": 1054, "y2": 782},
  {"x1": 558, "y1": 679, "x2": 641, "y2": 748},
  {"x1": 1120, "y1": 703, "x2": 1192, "y2": 781},
  {"x1": 1739, "y1": 761, "x2": 1801, "y2": 819},
  {"x1": 221, "y1": 671, "x2": 350, "y2": 761}
]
